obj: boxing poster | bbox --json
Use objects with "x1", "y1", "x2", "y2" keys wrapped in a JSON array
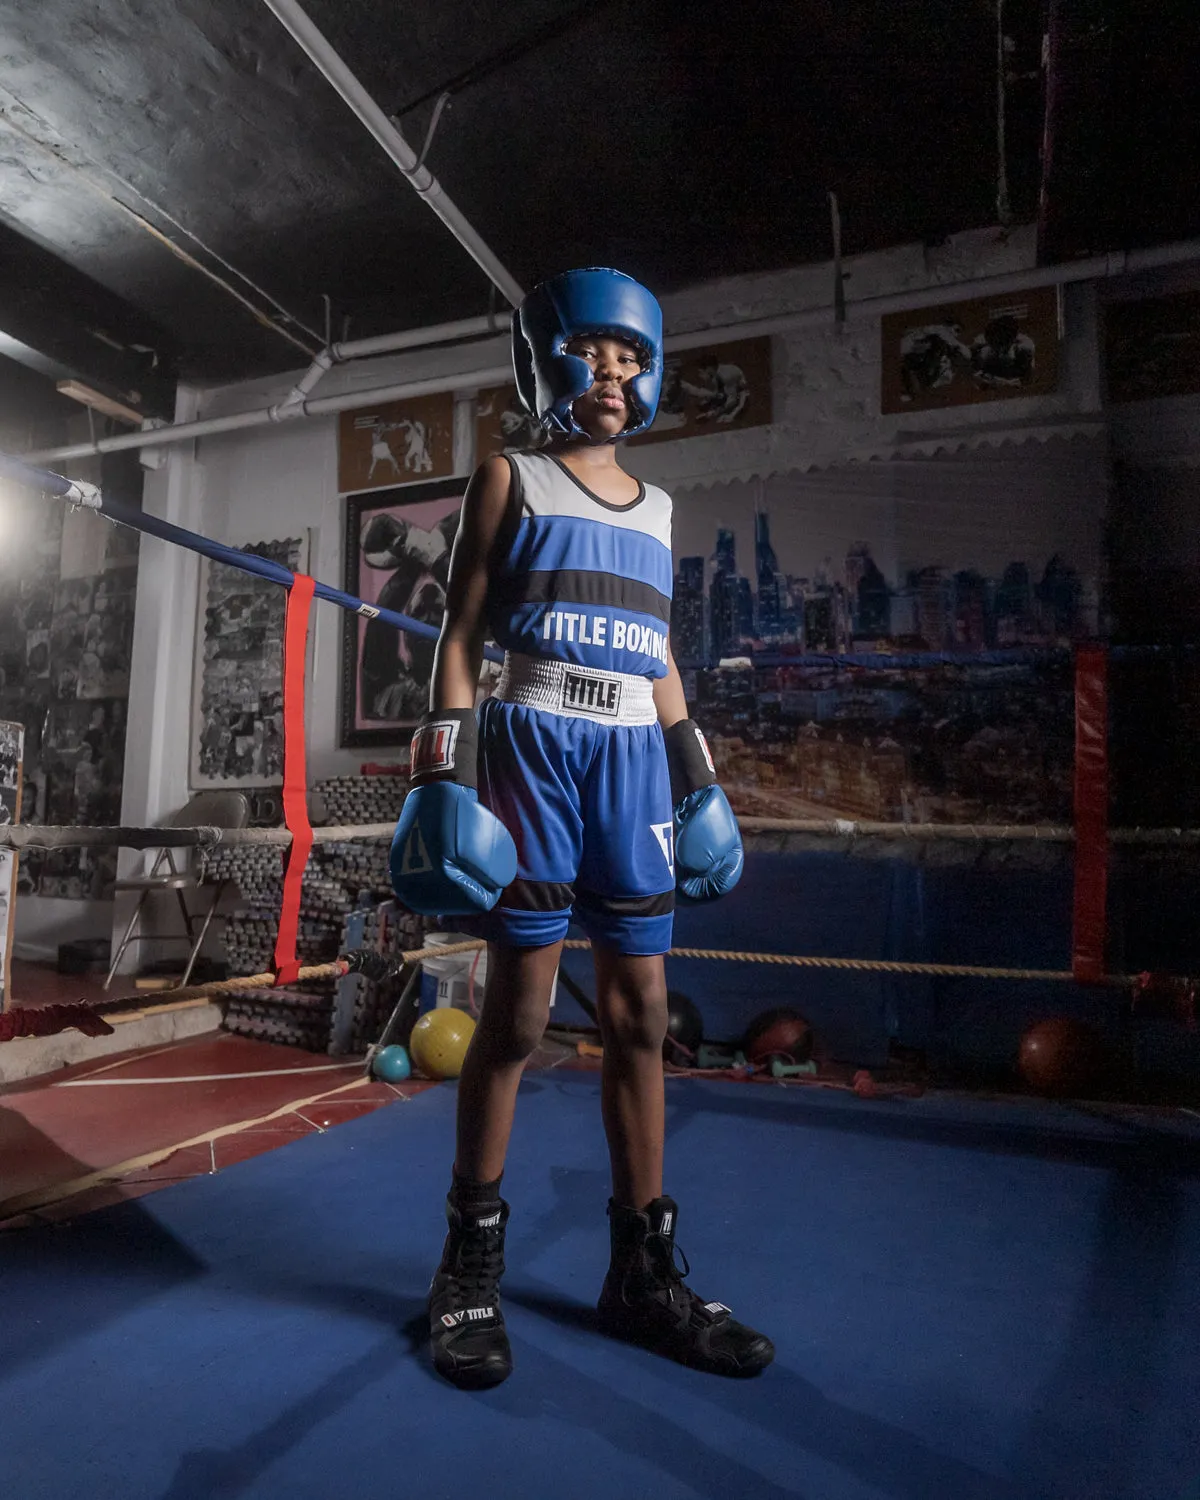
[
  {"x1": 474, "y1": 383, "x2": 548, "y2": 459},
  {"x1": 880, "y1": 286, "x2": 1060, "y2": 413},
  {"x1": 629, "y1": 336, "x2": 773, "y2": 446},
  {"x1": 340, "y1": 478, "x2": 467, "y2": 747},
  {"x1": 337, "y1": 393, "x2": 455, "y2": 493},
  {"x1": 1105, "y1": 289, "x2": 1200, "y2": 402}
]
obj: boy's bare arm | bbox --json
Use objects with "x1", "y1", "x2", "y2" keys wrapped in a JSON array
[
  {"x1": 430, "y1": 456, "x2": 512, "y2": 712},
  {"x1": 653, "y1": 642, "x2": 689, "y2": 730}
]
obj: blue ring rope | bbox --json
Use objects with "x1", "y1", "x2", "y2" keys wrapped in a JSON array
[{"x1": 0, "y1": 451, "x2": 503, "y2": 663}]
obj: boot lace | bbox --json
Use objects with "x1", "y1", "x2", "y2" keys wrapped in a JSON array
[{"x1": 449, "y1": 1225, "x2": 505, "y2": 1302}]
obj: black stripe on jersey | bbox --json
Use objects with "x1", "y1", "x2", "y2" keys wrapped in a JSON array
[
  {"x1": 493, "y1": 569, "x2": 671, "y2": 624},
  {"x1": 501, "y1": 878, "x2": 576, "y2": 912},
  {"x1": 574, "y1": 888, "x2": 675, "y2": 917}
]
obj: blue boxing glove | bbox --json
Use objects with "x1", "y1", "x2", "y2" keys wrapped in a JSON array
[
  {"x1": 664, "y1": 719, "x2": 744, "y2": 902},
  {"x1": 390, "y1": 709, "x2": 517, "y2": 917}
]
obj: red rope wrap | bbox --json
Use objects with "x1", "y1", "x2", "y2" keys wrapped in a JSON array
[
  {"x1": 1071, "y1": 644, "x2": 1109, "y2": 982},
  {"x1": 272, "y1": 573, "x2": 315, "y2": 986}
]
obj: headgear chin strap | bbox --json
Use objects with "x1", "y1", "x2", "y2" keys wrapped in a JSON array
[{"x1": 512, "y1": 268, "x2": 664, "y2": 442}]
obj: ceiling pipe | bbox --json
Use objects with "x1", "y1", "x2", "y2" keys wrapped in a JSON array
[
  {"x1": 662, "y1": 237, "x2": 1200, "y2": 354},
  {"x1": 260, "y1": 0, "x2": 525, "y2": 309},
  {"x1": 269, "y1": 313, "x2": 507, "y2": 412},
  {"x1": 332, "y1": 311, "x2": 505, "y2": 363},
  {"x1": 23, "y1": 362, "x2": 514, "y2": 465},
  {"x1": 23, "y1": 234, "x2": 1200, "y2": 467}
]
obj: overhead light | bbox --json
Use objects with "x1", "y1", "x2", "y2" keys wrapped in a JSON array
[{"x1": 56, "y1": 380, "x2": 145, "y2": 427}]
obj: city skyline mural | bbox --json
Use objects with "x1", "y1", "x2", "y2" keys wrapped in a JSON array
[{"x1": 661, "y1": 438, "x2": 1107, "y2": 825}]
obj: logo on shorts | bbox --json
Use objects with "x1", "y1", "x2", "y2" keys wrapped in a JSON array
[
  {"x1": 562, "y1": 670, "x2": 622, "y2": 718},
  {"x1": 651, "y1": 822, "x2": 674, "y2": 876}
]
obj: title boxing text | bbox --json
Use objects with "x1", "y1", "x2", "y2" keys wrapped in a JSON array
[{"x1": 541, "y1": 608, "x2": 669, "y2": 664}]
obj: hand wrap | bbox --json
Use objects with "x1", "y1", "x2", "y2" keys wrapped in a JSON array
[
  {"x1": 664, "y1": 720, "x2": 743, "y2": 903},
  {"x1": 389, "y1": 710, "x2": 517, "y2": 917}
]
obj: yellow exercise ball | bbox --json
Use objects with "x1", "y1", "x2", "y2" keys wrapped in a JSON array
[{"x1": 409, "y1": 1007, "x2": 477, "y2": 1080}]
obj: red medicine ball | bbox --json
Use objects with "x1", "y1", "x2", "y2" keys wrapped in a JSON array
[{"x1": 744, "y1": 1008, "x2": 814, "y2": 1067}]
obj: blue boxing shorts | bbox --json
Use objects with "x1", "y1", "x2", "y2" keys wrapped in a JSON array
[{"x1": 471, "y1": 657, "x2": 675, "y2": 954}]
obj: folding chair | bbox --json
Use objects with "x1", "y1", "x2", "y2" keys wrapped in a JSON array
[{"x1": 104, "y1": 790, "x2": 250, "y2": 990}]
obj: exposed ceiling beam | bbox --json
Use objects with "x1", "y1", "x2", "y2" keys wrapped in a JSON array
[
  {"x1": 0, "y1": 219, "x2": 178, "y2": 418},
  {"x1": 260, "y1": 0, "x2": 525, "y2": 309}
]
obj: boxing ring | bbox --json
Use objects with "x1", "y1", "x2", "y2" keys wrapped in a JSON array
[
  {"x1": 1, "y1": 448, "x2": 1197, "y2": 1057},
  {"x1": 2, "y1": 456, "x2": 1200, "y2": 1500}
]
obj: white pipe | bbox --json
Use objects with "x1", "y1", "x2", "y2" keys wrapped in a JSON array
[
  {"x1": 268, "y1": 347, "x2": 334, "y2": 418},
  {"x1": 332, "y1": 312, "x2": 505, "y2": 363},
  {"x1": 260, "y1": 0, "x2": 524, "y2": 309},
  {"x1": 664, "y1": 239, "x2": 1200, "y2": 353},
  {"x1": 24, "y1": 234, "x2": 1200, "y2": 467},
  {"x1": 24, "y1": 364, "x2": 514, "y2": 464}
]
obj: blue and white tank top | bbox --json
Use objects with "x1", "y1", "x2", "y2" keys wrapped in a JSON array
[{"x1": 487, "y1": 451, "x2": 673, "y2": 680}]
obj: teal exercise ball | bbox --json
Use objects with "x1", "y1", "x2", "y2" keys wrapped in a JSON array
[{"x1": 373, "y1": 1044, "x2": 412, "y2": 1083}]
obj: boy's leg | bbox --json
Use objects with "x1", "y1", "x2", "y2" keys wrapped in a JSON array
[
  {"x1": 454, "y1": 939, "x2": 563, "y2": 1182},
  {"x1": 592, "y1": 946, "x2": 669, "y2": 1210},
  {"x1": 592, "y1": 946, "x2": 774, "y2": 1378},
  {"x1": 428, "y1": 937, "x2": 561, "y2": 1391}
]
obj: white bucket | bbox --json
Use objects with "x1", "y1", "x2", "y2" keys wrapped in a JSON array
[
  {"x1": 420, "y1": 932, "x2": 558, "y2": 1013},
  {"x1": 421, "y1": 933, "x2": 488, "y2": 1014}
]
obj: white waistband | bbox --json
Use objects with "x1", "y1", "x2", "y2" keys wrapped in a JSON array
[{"x1": 492, "y1": 654, "x2": 658, "y2": 726}]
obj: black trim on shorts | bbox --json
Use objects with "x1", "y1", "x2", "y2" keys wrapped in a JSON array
[
  {"x1": 574, "y1": 888, "x2": 676, "y2": 918},
  {"x1": 501, "y1": 877, "x2": 576, "y2": 912},
  {"x1": 491, "y1": 569, "x2": 671, "y2": 624}
]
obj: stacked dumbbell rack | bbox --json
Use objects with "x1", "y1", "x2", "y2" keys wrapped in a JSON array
[{"x1": 205, "y1": 774, "x2": 433, "y2": 1053}]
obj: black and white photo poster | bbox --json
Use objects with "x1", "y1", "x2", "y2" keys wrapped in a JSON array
[{"x1": 190, "y1": 535, "x2": 311, "y2": 788}]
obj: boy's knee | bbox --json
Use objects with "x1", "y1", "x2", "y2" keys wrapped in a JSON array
[
  {"x1": 484, "y1": 1002, "x2": 549, "y2": 1063},
  {"x1": 601, "y1": 984, "x2": 669, "y2": 1053}
]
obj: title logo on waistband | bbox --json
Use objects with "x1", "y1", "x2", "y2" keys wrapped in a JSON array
[{"x1": 562, "y1": 670, "x2": 622, "y2": 718}]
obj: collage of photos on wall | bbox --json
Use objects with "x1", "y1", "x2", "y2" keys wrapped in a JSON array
[
  {"x1": 191, "y1": 535, "x2": 310, "y2": 790},
  {"x1": 0, "y1": 493, "x2": 140, "y2": 902},
  {"x1": 0, "y1": 720, "x2": 21, "y2": 1005}
]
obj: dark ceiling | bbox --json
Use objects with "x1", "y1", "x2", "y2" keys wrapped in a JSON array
[{"x1": 0, "y1": 0, "x2": 1195, "y2": 421}]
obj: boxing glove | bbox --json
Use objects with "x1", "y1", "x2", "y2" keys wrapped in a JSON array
[
  {"x1": 390, "y1": 709, "x2": 517, "y2": 917},
  {"x1": 664, "y1": 719, "x2": 744, "y2": 902}
]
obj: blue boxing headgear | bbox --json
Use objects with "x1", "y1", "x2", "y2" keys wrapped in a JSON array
[{"x1": 511, "y1": 268, "x2": 664, "y2": 442}]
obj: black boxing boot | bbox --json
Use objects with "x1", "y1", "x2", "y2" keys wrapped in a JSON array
[
  {"x1": 597, "y1": 1196, "x2": 774, "y2": 1376},
  {"x1": 428, "y1": 1184, "x2": 512, "y2": 1389}
]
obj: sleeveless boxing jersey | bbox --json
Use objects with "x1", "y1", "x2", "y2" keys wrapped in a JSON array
[{"x1": 487, "y1": 451, "x2": 673, "y2": 680}]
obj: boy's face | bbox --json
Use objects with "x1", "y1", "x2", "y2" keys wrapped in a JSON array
[{"x1": 564, "y1": 333, "x2": 646, "y2": 441}]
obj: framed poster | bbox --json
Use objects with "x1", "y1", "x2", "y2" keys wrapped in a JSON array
[
  {"x1": 341, "y1": 478, "x2": 466, "y2": 748},
  {"x1": 474, "y1": 383, "x2": 548, "y2": 459},
  {"x1": 1105, "y1": 290, "x2": 1200, "y2": 403},
  {"x1": 0, "y1": 721, "x2": 24, "y2": 1011},
  {"x1": 630, "y1": 336, "x2": 773, "y2": 445},
  {"x1": 880, "y1": 285, "x2": 1060, "y2": 413},
  {"x1": 338, "y1": 392, "x2": 455, "y2": 493},
  {"x1": 190, "y1": 535, "x2": 311, "y2": 789}
]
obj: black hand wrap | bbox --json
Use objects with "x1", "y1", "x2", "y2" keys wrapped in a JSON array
[
  {"x1": 663, "y1": 719, "x2": 717, "y2": 806},
  {"x1": 408, "y1": 709, "x2": 479, "y2": 790}
]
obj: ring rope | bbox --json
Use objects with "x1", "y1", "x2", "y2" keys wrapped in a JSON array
[
  {"x1": 5, "y1": 820, "x2": 1200, "y2": 852},
  {"x1": 0, "y1": 937, "x2": 1133, "y2": 1047}
]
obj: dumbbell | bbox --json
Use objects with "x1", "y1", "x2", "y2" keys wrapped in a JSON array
[{"x1": 769, "y1": 1057, "x2": 818, "y2": 1079}]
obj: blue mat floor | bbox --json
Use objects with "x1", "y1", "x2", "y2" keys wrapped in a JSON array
[{"x1": 2, "y1": 1075, "x2": 1199, "y2": 1500}]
